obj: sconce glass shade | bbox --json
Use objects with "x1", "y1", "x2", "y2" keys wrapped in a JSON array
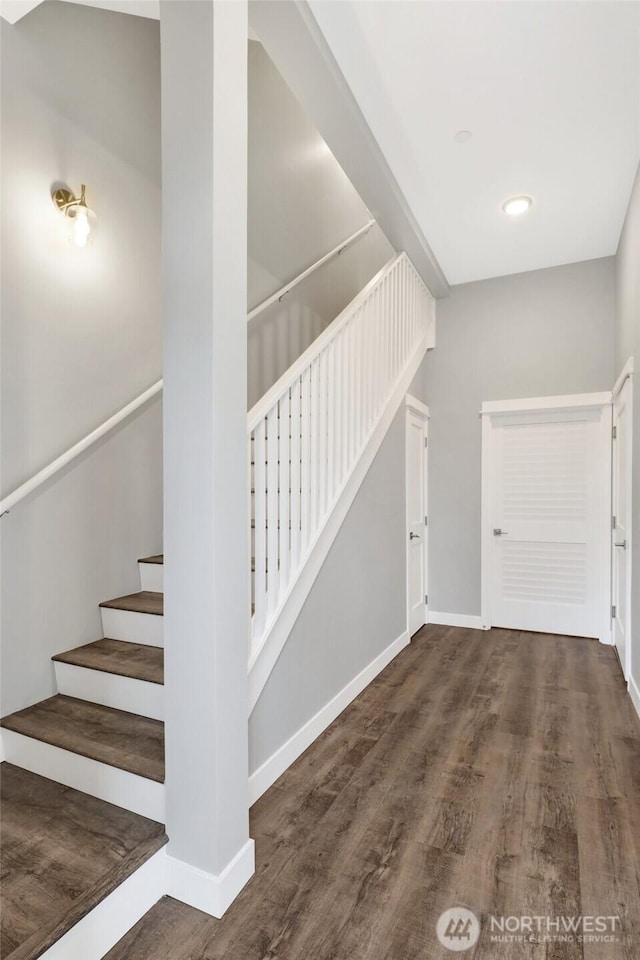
[
  {"x1": 52, "y1": 185, "x2": 96, "y2": 247},
  {"x1": 68, "y1": 204, "x2": 91, "y2": 247}
]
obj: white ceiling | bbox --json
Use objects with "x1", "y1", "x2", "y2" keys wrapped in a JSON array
[{"x1": 309, "y1": 1, "x2": 640, "y2": 285}]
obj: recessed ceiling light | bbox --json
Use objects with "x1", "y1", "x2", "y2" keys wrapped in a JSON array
[
  {"x1": 454, "y1": 130, "x2": 472, "y2": 144},
  {"x1": 502, "y1": 195, "x2": 533, "y2": 216}
]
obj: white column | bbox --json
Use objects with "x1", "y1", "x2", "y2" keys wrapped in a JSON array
[{"x1": 160, "y1": 0, "x2": 253, "y2": 917}]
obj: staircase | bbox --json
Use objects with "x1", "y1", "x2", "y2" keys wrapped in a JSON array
[
  {"x1": 0, "y1": 250, "x2": 433, "y2": 959},
  {"x1": 1, "y1": 556, "x2": 166, "y2": 960},
  {"x1": 248, "y1": 252, "x2": 434, "y2": 706}
]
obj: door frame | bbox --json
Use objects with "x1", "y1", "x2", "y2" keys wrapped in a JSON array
[
  {"x1": 612, "y1": 358, "x2": 634, "y2": 680},
  {"x1": 405, "y1": 395, "x2": 429, "y2": 636},
  {"x1": 480, "y1": 392, "x2": 613, "y2": 640}
]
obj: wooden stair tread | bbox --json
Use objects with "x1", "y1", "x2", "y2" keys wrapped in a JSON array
[
  {"x1": 53, "y1": 639, "x2": 164, "y2": 685},
  {"x1": 139, "y1": 555, "x2": 163, "y2": 565},
  {"x1": 100, "y1": 591, "x2": 163, "y2": 616},
  {"x1": 1, "y1": 696, "x2": 165, "y2": 783},
  {"x1": 0, "y1": 762, "x2": 166, "y2": 960}
]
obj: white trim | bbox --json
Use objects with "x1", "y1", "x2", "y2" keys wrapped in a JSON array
[
  {"x1": 480, "y1": 413, "x2": 493, "y2": 630},
  {"x1": 247, "y1": 220, "x2": 375, "y2": 323},
  {"x1": 481, "y1": 392, "x2": 612, "y2": 416},
  {"x1": 428, "y1": 611, "x2": 487, "y2": 630},
  {"x1": 628, "y1": 675, "x2": 640, "y2": 722},
  {"x1": 612, "y1": 356, "x2": 634, "y2": 401},
  {"x1": 166, "y1": 839, "x2": 255, "y2": 919},
  {"x1": 480, "y1": 395, "x2": 613, "y2": 639},
  {"x1": 248, "y1": 332, "x2": 430, "y2": 711},
  {"x1": 100, "y1": 608, "x2": 163, "y2": 647},
  {"x1": 37, "y1": 848, "x2": 166, "y2": 960},
  {"x1": 1, "y1": 729, "x2": 165, "y2": 821},
  {"x1": 404, "y1": 394, "x2": 430, "y2": 418},
  {"x1": 612, "y1": 371, "x2": 634, "y2": 677},
  {"x1": 249, "y1": 629, "x2": 409, "y2": 803},
  {"x1": 0, "y1": 381, "x2": 162, "y2": 516},
  {"x1": 405, "y1": 398, "x2": 429, "y2": 636},
  {"x1": 139, "y1": 561, "x2": 164, "y2": 593},
  {"x1": 53, "y1": 661, "x2": 164, "y2": 721}
]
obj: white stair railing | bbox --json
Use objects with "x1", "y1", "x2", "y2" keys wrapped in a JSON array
[{"x1": 248, "y1": 252, "x2": 434, "y2": 659}]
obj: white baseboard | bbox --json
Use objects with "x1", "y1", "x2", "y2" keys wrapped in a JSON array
[
  {"x1": 428, "y1": 611, "x2": 487, "y2": 630},
  {"x1": 249, "y1": 629, "x2": 410, "y2": 805},
  {"x1": 628, "y1": 674, "x2": 640, "y2": 722},
  {"x1": 166, "y1": 838, "x2": 255, "y2": 918},
  {"x1": 1, "y1": 729, "x2": 165, "y2": 821},
  {"x1": 38, "y1": 848, "x2": 166, "y2": 960},
  {"x1": 54, "y1": 661, "x2": 164, "y2": 721},
  {"x1": 100, "y1": 608, "x2": 163, "y2": 647}
]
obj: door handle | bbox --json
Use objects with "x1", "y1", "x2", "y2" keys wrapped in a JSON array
[
  {"x1": 493, "y1": 528, "x2": 509, "y2": 537},
  {"x1": 615, "y1": 540, "x2": 627, "y2": 549},
  {"x1": 409, "y1": 532, "x2": 421, "y2": 541}
]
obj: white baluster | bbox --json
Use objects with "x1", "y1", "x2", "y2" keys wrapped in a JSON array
[
  {"x1": 290, "y1": 378, "x2": 301, "y2": 572},
  {"x1": 253, "y1": 420, "x2": 267, "y2": 637},
  {"x1": 309, "y1": 358, "x2": 319, "y2": 537},
  {"x1": 300, "y1": 366, "x2": 311, "y2": 555},
  {"x1": 266, "y1": 407, "x2": 279, "y2": 617},
  {"x1": 279, "y1": 391, "x2": 291, "y2": 590},
  {"x1": 318, "y1": 350, "x2": 328, "y2": 518}
]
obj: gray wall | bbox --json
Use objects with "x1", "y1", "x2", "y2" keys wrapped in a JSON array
[
  {"x1": 250, "y1": 405, "x2": 406, "y2": 773},
  {"x1": 615, "y1": 162, "x2": 640, "y2": 687},
  {"x1": 410, "y1": 257, "x2": 616, "y2": 617},
  {"x1": 1, "y1": 2, "x2": 162, "y2": 713},
  {"x1": 248, "y1": 39, "x2": 377, "y2": 311}
]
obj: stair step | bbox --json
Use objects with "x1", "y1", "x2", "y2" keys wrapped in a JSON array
[
  {"x1": 1, "y1": 695, "x2": 165, "y2": 783},
  {"x1": 1, "y1": 762, "x2": 166, "y2": 960},
  {"x1": 100, "y1": 592, "x2": 164, "y2": 646},
  {"x1": 100, "y1": 591, "x2": 163, "y2": 616},
  {"x1": 138, "y1": 556, "x2": 164, "y2": 592},
  {"x1": 52, "y1": 640, "x2": 164, "y2": 721},
  {"x1": 53, "y1": 638, "x2": 164, "y2": 685}
]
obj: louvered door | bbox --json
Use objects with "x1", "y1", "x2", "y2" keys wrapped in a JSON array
[{"x1": 489, "y1": 408, "x2": 609, "y2": 638}]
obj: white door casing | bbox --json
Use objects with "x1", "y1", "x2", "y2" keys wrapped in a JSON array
[
  {"x1": 481, "y1": 394, "x2": 612, "y2": 641},
  {"x1": 406, "y1": 396, "x2": 429, "y2": 637},
  {"x1": 612, "y1": 361, "x2": 634, "y2": 679}
]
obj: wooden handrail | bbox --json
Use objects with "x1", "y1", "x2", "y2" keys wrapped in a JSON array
[
  {"x1": 246, "y1": 219, "x2": 376, "y2": 323},
  {"x1": 0, "y1": 380, "x2": 163, "y2": 515}
]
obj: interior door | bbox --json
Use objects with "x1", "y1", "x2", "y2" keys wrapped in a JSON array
[
  {"x1": 612, "y1": 378, "x2": 632, "y2": 678},
  {"x1": 406, "y1": 405, "x2": 427, "y2": 637},
  {"x1": 489, "y1": 408, "x2": 609, "y2": 638}
]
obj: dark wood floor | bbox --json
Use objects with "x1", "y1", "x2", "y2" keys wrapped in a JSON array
[
  {"x1": 0, "y1": 763, "x2": 167, "y2": 960},
  {"x1": 105, "y1": 625, "x2": 640, "y2": 959}
]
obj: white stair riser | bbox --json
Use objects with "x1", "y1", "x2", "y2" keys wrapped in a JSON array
[
  {"x1": 139, "y1": 561, "x2": 164, "y2": 592},
  {"x1": 1, "y1": 729, "x2": 164, "y2": 821},
  {"x1": 54, "y1": 662, "x2": 164, "y2": 722},
  {"x1": 38, "y1": 849, "x2": 167, "y2": 960},
  {"x1": 100, "y1": 608, "x2": 163, "y2": 647}
]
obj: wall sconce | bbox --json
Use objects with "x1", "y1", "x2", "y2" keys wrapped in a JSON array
[{"x1": 52, "y1": 184, "x2": 96, "y2": 247}]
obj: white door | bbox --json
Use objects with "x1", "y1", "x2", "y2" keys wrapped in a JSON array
[
  {"x1": 612, "y1": 376, "x2": 633, "y2": 678},
  {"x1": 487, "y1": 407, "x2": 610, "y2": 639},
  {"x1": 406, "y1": 400, "x2": 428, "y2": 637}
]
